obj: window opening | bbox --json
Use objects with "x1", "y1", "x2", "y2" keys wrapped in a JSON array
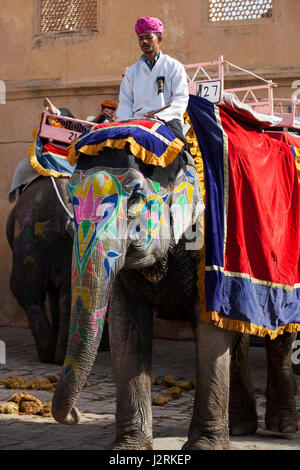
[
  {"x1": 208, "y1": 0, "x2": 273, "y2": 23},
  {"x1": 40, "y1": 0, "x2": 98, "y2": 33}
]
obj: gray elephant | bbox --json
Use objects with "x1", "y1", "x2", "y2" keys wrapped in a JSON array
[
  {"x1": 51, "y1": 146, "x2": 205, "y2": 447},
  {"x1": 50, "y1": 141, "x2": 298, "y2": 450},
  {"x1": 6, "y1": 172, "x2": 74, "y2": 364}
]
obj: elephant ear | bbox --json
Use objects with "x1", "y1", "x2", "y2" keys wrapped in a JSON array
[{"x1": 170, "y1": 152, "x2": 205, "y2": 247}]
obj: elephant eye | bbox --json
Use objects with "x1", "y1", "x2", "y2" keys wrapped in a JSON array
[{"x1": 129, "y1": 189, "x2": 144, "y2": 203}]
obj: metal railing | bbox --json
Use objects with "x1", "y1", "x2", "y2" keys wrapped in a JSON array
[
  {"x1": 184, "y1": 55, "x2": 276, "y2": 114},
  {"x1": 184, "y1": 55, "x2": 300, "y2": 129}
]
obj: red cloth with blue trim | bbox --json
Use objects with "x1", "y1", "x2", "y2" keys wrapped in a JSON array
[{"x1": 187, "y1": 95, "x2": 300, "y2": 338}]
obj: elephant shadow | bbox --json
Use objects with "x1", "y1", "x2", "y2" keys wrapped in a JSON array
[{"x1": 0, "y1": 418, "x2": 115, "y2": 450}]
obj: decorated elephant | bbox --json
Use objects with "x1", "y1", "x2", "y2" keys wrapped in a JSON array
[
  {"x1": 51, "y1": 101, "x2": 300, "y2": 449},
  {"x1": 50, "y1": 122, "x2": 208, "y2": 448},
  {"x1": 50, "y1": 146, "x2": 298, "y2": 449},
  {"x1": 6, "y1": 172, "x2": 74, "y2": 364}
]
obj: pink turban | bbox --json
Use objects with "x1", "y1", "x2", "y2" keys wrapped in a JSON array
[{"x1": 135, "y1": 17, "x2": 164, "y2": 35}]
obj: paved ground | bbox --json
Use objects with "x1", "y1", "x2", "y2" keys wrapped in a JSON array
[{"x1": 0, "y1": 326, "x2": 300, "y2": 451}]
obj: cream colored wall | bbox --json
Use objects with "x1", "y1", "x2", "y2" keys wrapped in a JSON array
[
  {"x1": 0, "y1": 0, "x2": 299, "y2": 326},
  {"x1": 2, "y1": 0, "x2": 300, "y2": 85}
]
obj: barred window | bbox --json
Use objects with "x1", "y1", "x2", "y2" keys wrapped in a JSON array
[
  {"x1": 40, "y1": 0, "x2": 98, "y2": 33},
  {"x1": 208, "y1": 0, "x2": 273, "y2": 23}
]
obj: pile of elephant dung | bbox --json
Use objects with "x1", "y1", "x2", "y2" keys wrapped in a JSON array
[
  {"x1": 0, "y1": 374, "x2": 91, "y2": 392},
  {"x1": 152, "y1": 375, "x2": 195, "y2": 406},
  {"x1": 0, "y1": 374, "x2": 59, "y2": 392},
  {"x1": 0, "y1": 393, "x2": 52, "y2": 417}
]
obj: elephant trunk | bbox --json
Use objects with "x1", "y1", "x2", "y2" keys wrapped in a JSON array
[
  {"x1": 51, "y1": 326, "x2": 101, "y2": 424},
  {"x1": 52, "y1": 403, "x2": 81, "y2": 425},
  {"x1": 52, "y1": 234, "x2": 127, "y2": 424}
]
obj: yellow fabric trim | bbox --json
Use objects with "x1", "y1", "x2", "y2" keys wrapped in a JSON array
[
  {"x1": 184, "y1": 112, "x2": 207, "y2": 316},
  {"x1": 28, "y1": 127, "x2": 71, "y2": 178},
  {"x1": 184, "y1": 112, "x2": 206, "y2": 203},
  {"x1": 295, "y1": 147, "x2": 300, "y2": 184},
  {"x1": 68, "y1": 135, "x2": 184, "y2": 168},
  {"x1": 200, "y1": 310, "x2": 300, "y2": 340}
]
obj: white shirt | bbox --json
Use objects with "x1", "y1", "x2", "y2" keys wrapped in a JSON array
[{"x1": 116, "y1": 52, "x2": 189, "y2": 125}]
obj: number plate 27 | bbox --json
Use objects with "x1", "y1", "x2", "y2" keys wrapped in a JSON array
[{"x1": 197, "y1": 80, "x2": 221, "y2": 104}]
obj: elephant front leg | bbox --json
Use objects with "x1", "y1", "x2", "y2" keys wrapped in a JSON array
[
  {"x1": 27, "y1": 304, "x2": 57, "y2": 363},
  {"x1": 183, "y1": 320, "x2": 236, "y2": 450},
  {"x1": 229, "y1": 334, "x2": 257, "y2": 435},
  {"x1": 50, "y1": 277, "x2": 72, "y2": 366},
  {"x1": 10, "y1": 269, "x2": 57, "y2": 363},
  {"x1": 108, "y1": 279, "x2": 153, "y2": 450},
  {"x1": 265, "y1": 332, "x2": 298, "y2": 433}
]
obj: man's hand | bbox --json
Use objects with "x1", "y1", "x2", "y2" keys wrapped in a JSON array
[
  {"x1": 144, "y1": 111, "x2": 157, "y2": 119},
  {"x1": 144, "y1": 112, "x2": 165, "y2": 123},
  {"x1": 93, "y1": 106, "x2": 116, "y2": 123},
  {"x1": 43, "y1": 97, "x2": 59, "y2": 115},
  {"x1": 101, "y1": 107, "x2": 115, "y2": 121},
  {"x1": 144, "y1": 104, "x2": 170, "y2": 121}
]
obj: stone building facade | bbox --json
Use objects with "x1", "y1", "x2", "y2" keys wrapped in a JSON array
[{"x1": 0, "y1": 0, "x2": 299, "y2": 326}]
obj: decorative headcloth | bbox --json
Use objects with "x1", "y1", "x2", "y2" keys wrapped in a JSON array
[
  {"x1": 101, "y1": 100, "x2": 118, "y2": 110},
  {"x1": 135, "y1": 17, "x2": 164, "y2": 35}
]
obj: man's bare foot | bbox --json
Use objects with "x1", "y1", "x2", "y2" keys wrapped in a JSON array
[{"x1": 43, "y1": 97, "x2": 59, "y2": 115}]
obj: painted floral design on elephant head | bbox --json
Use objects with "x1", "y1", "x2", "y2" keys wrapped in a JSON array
[
  {"x1": 68, "y1": 168, "x2": 170, "y2": 283},
  {"x1": 68, "y1": 167, "x2": 199, "y2": 279},
  {"x1": 70, "y1": 172, "x2": 123, "y2": 278},
  {"x1": 130, "y1": 194, "x2": 168, "y2": 248}
]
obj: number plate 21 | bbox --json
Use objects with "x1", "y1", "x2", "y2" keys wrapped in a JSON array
[{"x1": 197, "y1": 80, "x2": 221, "y2": 104}]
